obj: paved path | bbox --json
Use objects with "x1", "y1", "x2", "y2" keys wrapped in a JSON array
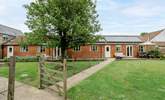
[
  {"x1": 51, "y1": 58, "x2": 115, "y2": 90},
  {"x1": 0, "y1": 77, "x2": 63, "y2": 100}
]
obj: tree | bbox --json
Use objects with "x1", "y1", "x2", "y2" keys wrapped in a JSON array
[
  {"x1": 24, "y1": 0, "x2": 101, "y2": 60},
  {"x1": 140, "y1": 32, "x2": 148, "y2": 36}
]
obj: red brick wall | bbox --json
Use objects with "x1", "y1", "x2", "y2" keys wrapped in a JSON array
[
  {"x1": 133, "y1": 45, "x2": 139, "y2": 57},
  {"x1": 2, "y1": 45, "x2": 53, "y2": 58},
  {"x1": 2, "y1": 44, "x2": 140, "y2": 58},
  {"x1": 67, "y1": 44, "x2": 139, "y2": 59},
  {"x1": 104, "y1": 44, "x2": 139, "y2": 58},
  {"x1": 122, "y1": 44, "x2": 126, "y2": 56},
  {"x1": 2, "y1": 46, "x2": 7, "y2": 58},
  {"x1": 111, "y1": 44, "x2": 115, "y2": 57},
  {"x1": 67, "y1": 45, "x2": 104, "y2": 59}
]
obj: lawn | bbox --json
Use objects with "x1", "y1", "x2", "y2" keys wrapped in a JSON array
[
  {"x1": 0, "y1": 61, "x2": 100, "y2": 87},
  {"x1": 68, "y1": 60, "x2": 165, "y2": 100}
]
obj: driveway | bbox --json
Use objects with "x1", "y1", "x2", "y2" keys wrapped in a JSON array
[{"x1": 0, "y1": 77, "x2": 63, "y2": 100}]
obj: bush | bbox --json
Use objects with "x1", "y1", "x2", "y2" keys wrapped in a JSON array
[
  {"x1": 3, "y1": 56, "x2": 39, "y2": 62},
  {"x1": 160, "y1": 54, "x2": 165, "y2": 60},
  {"x1": 147, "y1": 50, "x2": 161, "y2": 58},
  {"x1": 3, "y1": 57, "x2": 9, "y2": 62}
]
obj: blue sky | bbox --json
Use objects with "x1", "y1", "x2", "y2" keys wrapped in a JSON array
[{"x1": 0, "y1": 0, "x2": 165, "y2": 35}]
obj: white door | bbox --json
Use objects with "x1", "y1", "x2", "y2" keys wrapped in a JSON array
[
  {"x1": 126, "y1": 45, "x2": 133, "y2": 57},
  {"x1": 105, "y1": 45, "x2": 111, "y2": 58},
  {"x1": 7, "y1": 46, "x2": 14, "y2": 58}
]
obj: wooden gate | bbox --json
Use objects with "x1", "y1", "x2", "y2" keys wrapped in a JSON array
[{"x1": 39, "y1": 56, "x2": 67, "y2": 100}]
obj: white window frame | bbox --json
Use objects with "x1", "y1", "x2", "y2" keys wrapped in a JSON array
[
  {"x1": 139, "y1": 46, "x2": 145, "y2": 52},
  {"x1": 91, "y1": 45, "x2": 98, "y2": 52},
  {"x1": 74, "y1": 46, "x2": 80, "y2": 51},
  {"x1": 3, "y1": 34, "x2": 9, "y2": 41},
  {"x1": 115, "y1": 45, "x2": 122, "y2": 53},
  {"x1": 38, "y1": 46, "x2": 46, "y2": 53},
  {"x1": 20, "y1": 46, "x2": 28, "y2": 52}
]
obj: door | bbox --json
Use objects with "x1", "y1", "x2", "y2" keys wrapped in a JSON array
[
  {"x1": 7, "y1": 46, "x2": 14, "y2": 58},
  {"x1": 126, "y1": 45, "x2": 133, "y2": 57},
  {"x1": 53, "y1": 47, "x2": 61, "y2": 59},
  {"x1": 105, "y1": 45, "x2": 111, "y2": 58}
]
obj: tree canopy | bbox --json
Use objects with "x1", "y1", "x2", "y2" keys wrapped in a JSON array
[
  {"x1": 24, "y1": 0, "x2": 101, "y2": 58},
  {"x1": 140, "y1": 32, "x2": 148, "y2": 36}
]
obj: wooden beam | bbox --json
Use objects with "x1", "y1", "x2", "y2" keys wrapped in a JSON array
[
  {"x1": 7, "y1": 56, "x2": 16, "y2": 100},
  {"x1": 39, "y1": 56, "x2": 45, "y2": 89},
  {"x1": 63, "y1": 59, "x2": 67, "y2": 100}
]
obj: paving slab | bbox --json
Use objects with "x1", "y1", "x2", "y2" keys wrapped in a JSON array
[
  {"x1": 67, "y1": 58, "x2": 115, "y2": 89},
  {"x1": 50, "y1": 58, "x2": 115, "y2": 90},
  {"x1": 0, "y1": 77, "x2": 63, "y2": 100}
]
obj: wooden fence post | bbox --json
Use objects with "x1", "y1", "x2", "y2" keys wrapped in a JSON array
[
  {"x1": 63, "y1": 59, "x2": 67, "y2": 100},
  {"x1": 39, "y1": 56, "x2": 44, "y2": 89},
  {"x1": 7, "y1": 56, "x2": 16, "y2": 100}
]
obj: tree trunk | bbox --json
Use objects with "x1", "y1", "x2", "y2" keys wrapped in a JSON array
[
  {"x1": 60, "y1": 31, "x2": 67, "y2": 62},
  {"x1": 61, "y1": 46, "x2": 66, "y2": 62}
]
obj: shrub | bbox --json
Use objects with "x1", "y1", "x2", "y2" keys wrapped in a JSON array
[
  {"x1": 17, "y1": 56, "x2": 39, "y2": 62},
  {"x1": 3, "y1": 56, "x2": 39, "y2": 62},
  {"x1": 160, "y1": 54, "x2": 165, "y2": 60},
  {"x1": 3, "y1": 57, "x2": 9, "y2": 62},
  {"x1": 147, "y1": 50, "x2": 161, "y2": 58}
]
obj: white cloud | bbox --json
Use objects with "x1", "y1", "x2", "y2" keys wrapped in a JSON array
[
  {"x1": 0, "y1": 0, "x2": 165, "y2": 35},
  {"x1": 96, "y1": 0, "x2": 119, "y2": 11},
  {"x1": 121, "y1": 0, "x2": 165, "y2": 17},
  {"x1": 0, "y1": 6, "x2": 6, "y2": 16},
  {"x1": 0, "y1": 1, "x2": 7, "y2": 16},
  {"x1": 122, "y1": 5, "x2": 164, "y2": 17},
  {"x1": 0, "y1": 0, "x2": 32, "y2": 32},
  {"x1": 98, "y1": 30, "x2": 135, "y2": 35},
  {"x1": 96, "y1": 0, "x2": 165, "y2": 35}
]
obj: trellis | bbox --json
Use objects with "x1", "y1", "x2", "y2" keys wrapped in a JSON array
[{"x1": 39, "y1": 57, "x2": 67, "y2": 100}]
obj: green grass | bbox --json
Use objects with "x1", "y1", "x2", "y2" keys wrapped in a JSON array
[
  {"x1": 68, "y1": 60, "x2": 165, "y2": 100},
  {"x1": 0, "y1": 61, "x2": 100, "y2": 87}
]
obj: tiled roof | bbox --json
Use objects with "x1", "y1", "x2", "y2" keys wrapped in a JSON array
[
  {"x1": 151, "y1": 30, "x2": 165, "y2": 42},
  {"x1": 3, "y1": 36, "x2": 25, "y2": 45},
  {"x1": 0, "y1": 24, "x2": 23, "y2": 36},
  {"x1": 100, "y1": 35, "x2": 142, "y2": 43},
  {"x1": 139, "y1": 29, "x2": 163, "y2": 42}
]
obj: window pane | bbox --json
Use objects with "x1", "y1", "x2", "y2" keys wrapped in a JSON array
[
  {"x1": 41, "y1": 46, "x2": 46, "y2": 52},
  {"x1": 91, "y1": 45, "x2": 97, "y2": 51},
  {"x1": 74, "y1": 46, "x2": 80, "y2": 51},
  {"x1": 115, "y1": 45, "x2": 121, "y2": 52},
  {"x1": 106, "y1": 47, "x2": 109, "y2": 51},
  {"x1": 9, "y1": 48, "x2": 12, "y2": 52},
  {"x1": 20, "y1": 46, "x2": 28, "y2": 52}
]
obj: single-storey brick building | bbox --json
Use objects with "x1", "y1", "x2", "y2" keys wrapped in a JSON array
[
  {"x1": 2, "y1": 35, "x2": 142, "y2": 59},
  {"x1": 0, "y1": 24, "x2": 165, "y2": 59},
  {"x1": 0, "y1": 24, "x2": 22, "y2": 59},
  {"x1": 67, "y1": 35, "x2": 142, "y2": 59}
]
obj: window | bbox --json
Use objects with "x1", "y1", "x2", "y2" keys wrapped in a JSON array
[
  {"x1": 38, "y1": 46, "x2": 46, "y2": 53},
  {"x1": 74, "y1": 46, "x2": 80, "y2": 51},
  {"x1": 91, "y1": 45, "x2": 98, "y2": 52},
  {"x1": 3, "y1": 34, "x2": 9, "y2": 41},
  {"x1": 9, "y1": 47, "x2": 12, "y2": 53},
  {"x1": 139, "y1": 46, "x2": 145, "y2": 52},
  {"x1": 20, "y1": 46, "x2": 28, "y2": 52},
  {"x1": 106, "y1": 47, "x2": 109, "y2": 51},
  {"x1": 115, "y1": 45, "x2": 121, "y2": 52}
]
